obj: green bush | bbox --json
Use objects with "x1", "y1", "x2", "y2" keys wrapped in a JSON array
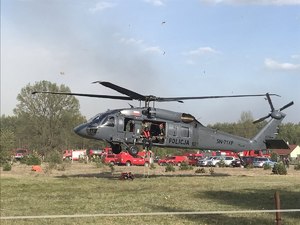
[
  {"x1": 0, "y1": 151, "x2": 12, "y2": 166},
  {"x1": 57, "y1": 162, "x2": 70, "y2": 171},
  {"x1": 78, "y1": 157, "x2": 86, "y2": 163},
  {"x1": 150, "y1": 163, "x2": 156, "y2": 170},
  {"x1": 21, "y1": 154, "x2": 41, "y2": 165},
  {"x1": 263, "y1": 163, "x2": 272, "y2": 170},
  {"x1": 270, "y1": 152, "x2": 279, "y2": 162},
  {"x1": 44, "y1": 151, "x2": 64, "y2": 173},
  {"x1": 3, "y1": 163, "x2": 12, "y2": 171},
  {"x1": 93, "y1": 157, "x2": 104, "y2": 168},
  {"x1": 46, "y1": 151, "x2": 62, "y2": 164},
  {"x1": 245, "y1": 163, "x2": 254, "y2": 169},
  {"x1": 179, "y1": 161, "x2": 193, "y2": 170},
  {"x1": 209, "y1": 167, "x2": 215, "y2": 175},
  {"x1": 216, "y1": 159, "x2": 226, "y2": 168},
  {"x1": 109, "y1": 164, "x2": 115, "y2": 174},
  {"x1": 195, "y1": 168, "x2": 206, "y2": 174},
  {"x1": 165, "y1": 164, "x2": 175, "y2": 172},
  {"x1": 272, "y1": 162, "x2": 287, "y2": 175},
  {"x1": 294, "y1": 162, "x2": 300, "y2": 170}
]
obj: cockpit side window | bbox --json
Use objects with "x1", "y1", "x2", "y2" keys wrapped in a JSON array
[{"x1": 102, "y1": 116, "x2": 115, "y2": 127}]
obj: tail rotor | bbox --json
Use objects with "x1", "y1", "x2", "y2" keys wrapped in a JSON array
[{"x1": 253, "y1": 93, "x2": 294, "y2": 124}]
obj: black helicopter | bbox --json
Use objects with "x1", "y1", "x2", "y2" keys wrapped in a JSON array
[{"x1": 32, "y1": 81, "x2": 293, "y2": 156}]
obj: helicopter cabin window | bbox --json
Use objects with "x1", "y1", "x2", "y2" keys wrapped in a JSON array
[
  {"x1": 168, "y1": 124, "x2": 178, "y2": 137},
  {"x1": 102, "y1": 116, "x2": 115, "y2": 127},
  {"x1": 181, "y1": 126, "x2": 189, "y2": 138}
]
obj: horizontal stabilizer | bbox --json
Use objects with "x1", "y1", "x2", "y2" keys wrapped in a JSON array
[{"x1": 265, "y1": 139, "x2": 289, "y2": 149}]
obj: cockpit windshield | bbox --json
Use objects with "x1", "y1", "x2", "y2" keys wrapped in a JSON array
[
  {"x1": 87, "y1": 112, "x2": 110, "y2": 126},
  {"x1": 87, "y1": 113, "x2": 102, "y2": 123},
  {"x1": 87, "y1": 110, "x2": 119, "y2": 127}
]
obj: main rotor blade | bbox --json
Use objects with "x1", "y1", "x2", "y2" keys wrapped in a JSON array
[
  {"x1": 93, "y1": 81, "x2": 146, "y2": 101},
  {"x1": 156, "y1": 94, "x2": 280, "y2": 102},
  {"x1": 253, "y1": 114, "x2": 271, "y2": 124},
  {"x1": 280, "y1": 101, "x2": 294, "y2": 111},
  {"x1": 32, "y1": 91, "x2": 132, "y2": 100}
]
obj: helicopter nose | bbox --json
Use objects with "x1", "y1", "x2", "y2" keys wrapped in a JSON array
[{"x1": 74, "y1": 123, "x2": 88, "y2": 137}]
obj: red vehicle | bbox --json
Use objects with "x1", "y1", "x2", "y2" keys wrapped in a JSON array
[
  {"x1": 63, "y1": 149, "x2": 87, "y2": 161},
  {"x1": 102, "y1": 147, "x2": 113, "y2": 154},
  {"x1": 88, "y1": 149, "x2": 103, "y2": 157},
  {"x1": 241, "y1": 150, "x2": 271, "y2": 157},
  {"x1": 115, "y1": 152, "x2": 150, "y2": 166},
  {"x1": 102, "y1": 154, "x2": 118, "y2": 165},
  {"x1": 212, "y1": 150, "x2": 238, "y2": 157},
  {"x1": 88, "y1": 147, "x2": 113, "y2": 157},
  {"x1": 158, "y1": 155, "x2": 188, "y2": 166},
  {"x1": 14, "y1": 148, "x2": 29, "y2": 160},
  {"x1": 211, "y1": 150, "x2": 271, "y2": 158},
  {"x1": 184, "y1": 153, "x2": 204, "y2": 166}
]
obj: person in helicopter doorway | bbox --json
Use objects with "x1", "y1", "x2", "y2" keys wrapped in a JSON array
[
  {"x1": 142, "y1": 126, "x2": 152, "y2": 150},
  {"x1": 157, "y1": 123, "x2": 165, "y2": 144}
]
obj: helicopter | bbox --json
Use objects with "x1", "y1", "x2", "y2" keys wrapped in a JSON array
[{"x1": 32, "y1": 81, "x2": 294, "y2": 156}]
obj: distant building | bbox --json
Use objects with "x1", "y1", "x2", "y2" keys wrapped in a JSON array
[{"x1": 271, "y1": 145, "x2": 300, "y2": 160}]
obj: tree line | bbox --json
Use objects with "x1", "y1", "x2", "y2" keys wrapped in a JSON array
[{"x1": 1, "y1": 81, "x2": 299, "y2": 164}]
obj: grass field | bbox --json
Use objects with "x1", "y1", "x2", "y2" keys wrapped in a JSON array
[{"x1": 1, "y1": 163, "x2": 300, "y2": 225}]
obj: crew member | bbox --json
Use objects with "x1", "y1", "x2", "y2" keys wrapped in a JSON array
[
  {"x1": 156, "y1": 123, "x2": 165, "y2": 144},
  {"x1": 142, "y1": 126, "x2": 152, "y2": 150}
]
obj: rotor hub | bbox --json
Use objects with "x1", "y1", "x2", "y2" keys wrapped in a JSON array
[{"x1": 271, "y1": 111, "x2": 284, "y2": 120}]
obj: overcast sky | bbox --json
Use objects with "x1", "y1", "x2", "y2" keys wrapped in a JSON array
[{"x1": 1, "y1": 0, "x2": 299, "y2": 125}]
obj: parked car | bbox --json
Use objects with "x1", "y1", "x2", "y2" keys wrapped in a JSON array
[
  {"x1": 115, "y1": 152, "x2": 150, "y2": 166},
  {"x1": 186, "y1": 155, "x2": 203, "y2": 166},
  {"x1": 158, "y1": 156, "x2": 188, "y2": 166},
  {"x1": 231, "y1": 159, "x2": 242, "y2": 167},
  {"x1": 206, "y1": 156, "x2": 224, "y2": 167},
  {"x1": 14, "y1": 149, "x2": 29, "y2": 160},
  {"x1": 253, "y1": 157, "x2": 276, "y2": 168},
  {"x1": 222, "y1": 156, "x2": 237, "y2": 166},
  {"x1": 240, "y1": 156, "x2": 256, "y2": 167},
  {"x1": 197, "y1": 156, "x2": 213, "y2": 167},
  {"x1": 102, "y1": 154, "x2": 118, "y2": 165}
]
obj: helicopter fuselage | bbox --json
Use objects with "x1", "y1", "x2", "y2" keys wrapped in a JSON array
[{"x1": 74, "y1": 106, "x2": 279, "y2": 154}]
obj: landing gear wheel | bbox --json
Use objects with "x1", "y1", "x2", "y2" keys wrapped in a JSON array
[
  {"x1": 128, "y1": 145, "x2": 138, "y2": 156},
  {"x1": 111, "y1": 144, "x2": 122, "y2": 154}
]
